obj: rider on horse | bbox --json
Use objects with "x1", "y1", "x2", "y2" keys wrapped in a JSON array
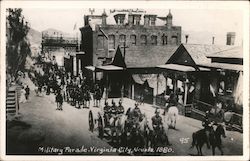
[
  {"x1": 152, "y1": 108, "x2": 164, "y2": 133},
  {"x1": 117, "y1": 99, "x2": 125, "y2": 115},
  {"x1": 202, "y1": 110, "x2": 213, "y2": 149},
  {"x1": 132, "y1": 102, "x2": 142, "y2": 117},
  {"x1": 152, "y1": 108, "x2": 171, "y2": 146},
  {"x1": 103, "y1": 101, "x2": 112, "y2": 126}
]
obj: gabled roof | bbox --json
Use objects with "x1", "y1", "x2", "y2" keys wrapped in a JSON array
[
  {"x1": 206, "y1": 46, "x2": 242, "y2": 59},
  {"x1": 182, "y1": 44, "x2": 235, "y2": 64},
  {"x1": 111, "y1": 46, "x2": 126, "y2": 68},
  {"x1": 124, "y1": 45, "x2": 178, "y2": 68}
]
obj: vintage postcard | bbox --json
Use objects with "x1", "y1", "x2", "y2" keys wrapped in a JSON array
[{"x1": 0, "y1": 1, "x2": 249, "y2": 161}]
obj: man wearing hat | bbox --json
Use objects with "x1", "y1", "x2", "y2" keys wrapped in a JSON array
[
  {"x1": 152, "y1": 108, "x2": 171, "y2": 146},
  {"x1": 103, "y1": 101, "x2": 112, "y2": 126},
  {"x1": 133, "y1": 102, "x2": 141, "y2": 117},
  {"x1": 152, "y1": 108, "x2": 163, "y2": 132},
  {"x1": 117, "y1": 99, "x2": 124, "y2": 115}
]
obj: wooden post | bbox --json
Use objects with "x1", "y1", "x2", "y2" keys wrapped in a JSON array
[
  {"x1": 132, "y1": 84, "x2": 134, "y2": 100},
  {"x1": 106, "y1": 73, "x2": 109, "y2": 99},
  {"x1": 173, "y1": 73, "x2": 177, "y2": 95},
  {"x1": 156, "y1": 74, "x2": 159, "y2": 95},
  {"x1": 94, "y1": 70, "x2": 96, "y2": 83},
  {"x1": 78, "y1": 59, "x2": 81, "y2": 73},
  {"x1": 184, "y1": 78, "x2": 189, "y2": 106},
  {"x1": 121, "y1": 84, "x2": 124, "y2": 101},
  {"x1": 73, "y1": 56, "x2": 77, "y2": 76}
]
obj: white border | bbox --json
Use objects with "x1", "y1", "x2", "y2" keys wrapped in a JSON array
[{"x1": 0, "y1": 1, "x2": 249, "y2": 161}]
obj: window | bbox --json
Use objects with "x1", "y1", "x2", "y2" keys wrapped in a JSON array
[
  {"x1": 108, "y1": 35, "x2": 115, "y2": 49},
  {"x1": 97, "y1": 35, "x2": 104, "y2": 49},
  {"x1": 151, "y1": 35, "x2": 157, "y2": 45},
  {"x1": 140, "y1": 35, "x2": 147, "y2": 45},
  {"x1": 133, "y1": 15, "x2": 141, "y2": 25},
  {"x1": 171, "y1": 36, "x2": 178, "y2": 45},
  {"x1": 149, "y1": 17, "x2": 156, "y2": 26},
  {"x1": 118, "y1": 16, "x2": 124, "y2": 25},
  {"x1": 130, "y1": 35, "x2": 136, "y2": 45},
  {"x1": 119, "y1": 34, "x2": 126, "y2": 45},
  {"x1": 162, "y1": 34, "x2": 168, "y2": 45},
  {"x1": 114, "y1": 14, "x2": 125, "y2": 25}
]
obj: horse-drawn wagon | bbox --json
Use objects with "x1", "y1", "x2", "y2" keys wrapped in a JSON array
[
  {"x1": 88, "y1": 101, "x2": 127, "y2": 143},
  {"x1": 88, "y1": 102, "x2": 172, "y2": 153}
]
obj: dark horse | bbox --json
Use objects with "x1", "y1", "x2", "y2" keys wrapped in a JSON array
[{"x1": 191, "y1": 124, "x2": 226, "y2": 155}]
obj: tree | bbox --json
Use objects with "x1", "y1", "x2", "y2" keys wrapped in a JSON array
[{"x1": 6, "y1": 8, "x2": 31, "y2": 77}]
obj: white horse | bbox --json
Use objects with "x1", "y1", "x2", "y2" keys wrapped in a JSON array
[{"x1": 165, "y1": 106, "x2": 179, "y2": 129}]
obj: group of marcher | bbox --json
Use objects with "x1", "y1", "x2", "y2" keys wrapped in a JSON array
[{"x1": 30, "y1": 62, "x2": 104, "y2": 111}]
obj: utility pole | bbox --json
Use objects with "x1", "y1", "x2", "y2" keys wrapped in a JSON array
[{"x1": 120, "y1": 41, "x2": 129, "y2": 100}]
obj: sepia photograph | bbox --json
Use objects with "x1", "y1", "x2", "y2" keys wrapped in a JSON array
[{"x1": 0, "y1": 1, "x2": 249, "y2": 161}]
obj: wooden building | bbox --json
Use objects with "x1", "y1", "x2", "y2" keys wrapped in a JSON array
[{"x1": 158, "y1": 44, "x2": 243, "y2": 114}]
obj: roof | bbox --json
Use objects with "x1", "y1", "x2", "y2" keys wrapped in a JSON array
[
  {"x1": 157, "y1": 64, "x2": 196, "y2": 72},
  {"x1": 182, "y1": 44, "x2": 236, "y2": 64},
  {"x1": 85, "y1": 10, "x2": 171, "y2": 29},
  {"x1": 157, "y1": 64, "x2": 210, "y2": 72},
  {"x1": 124, "y1": 45, "x2": 178, "y2": 68},
  {"x1": 85, "y1": 66, "x2": 95, "y2": 71},
  {"x1": 96, "y1": 65, "x2": 123, "y2": 71},
  {"x1": 198, "y1": 62, "x2": 243, "y2": 71},
  {"x1": 206, "y1": 46, "x2": 243, "y2": 59}
]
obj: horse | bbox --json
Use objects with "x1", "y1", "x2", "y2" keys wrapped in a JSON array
[
  {"x1": 120, "y1": 110, "x2": 147, "y2": 149},
  {"x1": 110, "y1": 114, "x2": 127, "y2": 144},
  {"x1": 166, "y1": 106, "x2": 179, "y2": 129},
  {"x1": 137, "y1": 114, "x2": 153, "y2": 148},
  {"x1": 210, "y1": 124, "x2": 226, "y2": 155},
  {"x1": 191, "y1": 124, "x2": 226, "y2": 156}
]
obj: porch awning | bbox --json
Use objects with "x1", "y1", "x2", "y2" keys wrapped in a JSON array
[
  {"x1": 157, "y1": 64, "x2": 197, "y2": 72},
  {"x1": 85, "y1": 66, "x2": 96, "y2": 71},
  {"x1": 198, "y1": 63, "x2": 243, "y2": 71},
  {"x1": 96, "y1": 65, "x2": 124, "y2": 71}
]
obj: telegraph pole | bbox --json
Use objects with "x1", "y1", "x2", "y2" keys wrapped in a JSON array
[{"x1": 120, "y1": 41, "x2": 129, "y2": 100}]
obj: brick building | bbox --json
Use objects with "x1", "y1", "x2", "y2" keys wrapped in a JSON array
[{"x1": 79, "y1": 9, "x2": 181, "y2": 70}]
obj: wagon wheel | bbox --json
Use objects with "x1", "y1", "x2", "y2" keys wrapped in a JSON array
[
  {"x1": 89, "y1": 110, "x2": 94, "y2": 132},
  {"x1": 98, "y1": 115, "x2": 104, "y2": 139}
]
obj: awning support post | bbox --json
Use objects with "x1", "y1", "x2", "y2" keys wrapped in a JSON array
[{"x1": 184, "y1": 78, "x2": 189, "y2": 106}]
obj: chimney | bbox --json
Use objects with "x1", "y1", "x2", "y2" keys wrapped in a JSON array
[
  {"x1": 185, "y1": 35, "x2": 189, "y2": 44},
  {"x1": 101, "y1": 10, "x2": 107, "y2": 26},
  {"x1": 226, "y1": 32, "x2": 236, "y2": 45},
  {"x1": 166, "y1": 9, "x2": 173, "y2": 29},
  {"x1": 212, "y1": 36, "x2": 215, "y2": 44},
  {"x1": 84, "y1": 15, "x2": 89, "y2": 26}
]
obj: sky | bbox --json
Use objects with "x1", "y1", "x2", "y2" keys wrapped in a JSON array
[{"x1": 21, "y1": 8, "x2": 244, "y2": 45}]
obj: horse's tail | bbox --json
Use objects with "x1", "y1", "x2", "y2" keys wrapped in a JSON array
[{"x1": 190, "y1": 132, "x2": 196, "y2": 149}]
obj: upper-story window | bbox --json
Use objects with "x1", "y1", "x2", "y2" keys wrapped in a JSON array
[
  {"x1": 114, "y1": 14, "x2": 125, "y2": 25},
  {"x1": 140, "y1": 35, "x2": 147, "y2": 45},
  {"x1": 171, "y1": 36, "x2": 178, "y2": 45},
  {"x1": 108, "y1": 35, "x2": 115, "y2": 49},
  {"x1": 151, "y1": 35, "x2": 157, "y2": 45},
  {"x1": 133, "y1": 15, "x2": 141, "y2": 25},
  {"x1": 119, "y1": 34, "x2": 126, "y2": 45},
  {"x1": 130, "y1": 35, "x2": 136, "y2": 45},
  {"x1": 149, "y1": 16, "x2": 156, "y2": 26},
  {"x1": 97, "y1": 35, "x2": 104, "y2": 49},
  {"x1": 162, "y1": 34, "x2": 168, "y2": 45}
]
